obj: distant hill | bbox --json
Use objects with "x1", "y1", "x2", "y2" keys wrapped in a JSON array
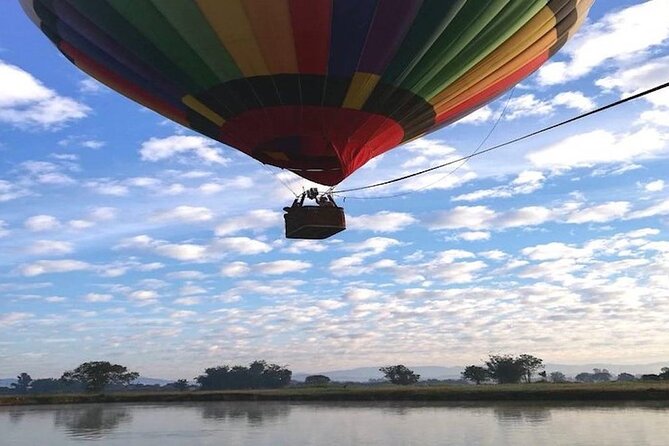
[
  {"x1": 293, "y1": 362, "x2": 669, "y2": 382},
  {"x1": 132, "y1": 377, "x2": 173, "y2": 386},
  {"x1": 543, "y1": 362, "x2": 668, "y2": 377},
  {"x1": 293, "y1": 366, "x2": 464, "y2": 382}
]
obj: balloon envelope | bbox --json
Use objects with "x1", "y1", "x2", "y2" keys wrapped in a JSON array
[{"x1": 21, "y1": 0, "x2": 593, "y2": 185}]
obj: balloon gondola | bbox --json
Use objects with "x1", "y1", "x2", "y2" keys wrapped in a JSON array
[
  {"x1": 19, "y1": 0, "x2": 593, "y2": 239},
  {"x1": 283, "y1": 188, "x2": 345, "y2": 240}
]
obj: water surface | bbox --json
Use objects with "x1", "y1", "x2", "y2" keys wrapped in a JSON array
[{"x1": 2, "y1": 401, "x2": 668, "y2": 445}]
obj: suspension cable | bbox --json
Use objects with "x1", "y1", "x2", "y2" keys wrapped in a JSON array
[
  {"x1": 331, "y1": 80, "x2": 669, "y2": 195},
  {"x1": 336, "y1": 87, "x2": 516, "y2": 200}
]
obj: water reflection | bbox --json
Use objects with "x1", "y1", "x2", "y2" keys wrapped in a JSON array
[
  {"x1": 200, "y1": 401, "x2": 291, "y2": 426},
  {"x1": 7, "y1": 408, "x2": 26, "y2": 424},
  {"x1": 2, "y1": 401, "x2": 669, "y2": 446},
  {"x1": 492, "y1": 404, "x2": 551, "y2": 424},
  {"x1": 53, "y1": 405, "x2": 132, "y2": 439}
]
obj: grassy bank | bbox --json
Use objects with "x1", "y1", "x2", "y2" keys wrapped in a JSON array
[{"x1": 2, "y1": 382, "x2": 669, "y2": 406}]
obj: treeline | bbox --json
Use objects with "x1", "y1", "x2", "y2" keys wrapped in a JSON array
[
  {"x1": 195, "y1": 360, "x2": 291, "y2": 390},
  {"x1": 1, "y1": 360, "x2": 292, "y2": 395},
  {"x1": 460, "y1": 355, "x2": 669, "y2": 384},
  {"x1": 461, "y1": 354, "x2": 545, "y2": 385}
]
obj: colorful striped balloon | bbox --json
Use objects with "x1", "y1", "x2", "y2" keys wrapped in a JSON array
[{"x1": 20, "y1": 0, "x2": 593, "y2": 186}]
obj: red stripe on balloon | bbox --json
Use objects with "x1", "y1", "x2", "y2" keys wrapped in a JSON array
[
  {"x1": 289, "y1": 0, "x2": 332, "y2": 74},
  {"x1": 220, "y1": 105, "x2": 403, "y2": 185}
]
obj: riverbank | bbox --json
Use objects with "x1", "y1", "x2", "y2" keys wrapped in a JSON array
[{"x1": 2, "y1": 382, "x2": 669, "y2": 406}]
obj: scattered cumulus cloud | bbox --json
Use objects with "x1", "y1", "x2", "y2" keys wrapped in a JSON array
[
  {"x1": 347, "y1": 211, "x2": 417, "y2": 233},
  {"x1": 151, "y1": 205, "x2": 214, "y2": 223},
  {"x1": 24, "y1": 215, "x2": 61, "y2": 232},
  {"x1": 537, "y1": 1, "x2": 669, "y2": 86},
  {"x1": 140, "y1": 135, "x2": 230, "y2": 165},
  {"x1": 0, "y1": 60, "x2": 90, "y2": 128}
]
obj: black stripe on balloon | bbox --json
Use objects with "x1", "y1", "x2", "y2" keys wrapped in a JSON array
[
  {"x1": 548, "y1": 0, "x2": 578, "y2": 57},
  {"x1": 194, "y1": 74, "x2": 435, "y2": 138}
]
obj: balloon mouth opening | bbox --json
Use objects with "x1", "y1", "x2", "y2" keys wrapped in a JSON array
[{"x1": 254, "y1": 135, "x2": 342, "y2": 172}]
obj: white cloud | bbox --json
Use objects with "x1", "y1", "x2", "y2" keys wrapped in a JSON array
[
  {"x1": 627, "y1": 198, "x2": 669, "y2": 220},
  {"x1": 0, "y1": 180, "x2": 30, "y2": 202},
  {"x1": 596, "y1": 56, "x2": 669, "y2": 108},
  {"x1": 89, "y1": 207, "x2": 117, "y2": 221},
  {"x1": 79, "y1": 78, "x2": 106, "y2": 94},
  {"x1": 426, "y1": 200, "x2": 636, "y2": 232},
  {"x1": 21, "y1": 160, "x2": 77, "y2": 185},
  {"x1": 116, "y1": 235, "x2": 208, "y2": 262},
  {"x1": 458, "y1": 231, "x2": 490, "y2": 241},
  {"x1": 210, "y1": 237, "x2": 272, "y2": 256},
  {"x1": 505, "y1": 94, "x2": 553, "y2": 120},
  {"x1": 453, "y1": 171, "x2": 545, "y2": 202},
  {"x1": 0, "y1": 312, "x2": 33, "y2": 327},
  {"x1": 85, "y1": 180, "x2": 129, "y2": 196},
  {"x1": 282, "y1": 240, "x2": 328, "y2": 254},
  {"x1": 522, "y1": 243, "x2": 592, "y2": 261},
  {"x1": 566, "y1": 202, "x2": 631, "y2": 224},
  {"x1": 26, "y1": 240, "x2": 74, "y2": 255},
  {"x1": 0, "y1": 220, "x2": 9, "y2": 238},
  {"x1": 552, "y1": 91, "x2": 596, "y2": 112},
  {"x1": 644, "y1": 180, "x2": 665, "y2": 192},
  {"x1": 140, "y1": 135, "x2": 230, "y2": 165},
  {"x1": 456, "y1": 106, "x2": 493, "y2": 125},
  {"x1": 129, "y1": 290, "x2": 159, "y2": 301},
  {"x1": 214, "y1": 210, "x2": 281, "y2": 236},
  {"x1": 344, "y1": 288, "x2": 383, "y2": 302},
  {"x1": 152, "y1": 205, "x2": 214, "y2": 223},
  {"x1": 537, "y1": 0, "x2": 669, "y2": 85},
  {"x1": 527, "y1": 128, "x2": 668, "y2": 172},
  {"x1": 81, "y1": 140, "x2": 105, "y2": 149},
  {"x1": 425, "y1": 206, "x2": 496, "y2": 230},
  {"x1": 84, "y1": 293, "x2": 113, "y2": 303},
  {"x1": 255, "y1": 260, "x2": 311, "y2": 275},
  {"x1": 345, "y1": 237, "x2": 401, "y2": 256},
  {"x1": 347, "y1": 211, "x2": 417, "y2": 232},
  {"x1": 24, "y1": 215, "x2": 61, "y2": 232},
  {"x1": 18, "y1": 259, "x2": 91, "y2": 276},
  {"x1": 220, "y1": 261, "x2": 251, "y2": 277},
  {"x1": 0, "y1": 60, "x2": 90, "y2": 128}
]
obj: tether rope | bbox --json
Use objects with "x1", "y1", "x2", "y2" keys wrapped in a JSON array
[{"x1": 331, "y1": 80, "x2": 669, "y2": 196}]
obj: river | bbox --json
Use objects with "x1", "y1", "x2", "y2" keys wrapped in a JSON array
[{"x1": 2, "y1": 401, "x2": 668, "y2": 445}]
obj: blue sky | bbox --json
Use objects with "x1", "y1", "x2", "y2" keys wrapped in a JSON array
[{"x1": 1, "y1": 0, "x2": 669, "y2": 379}]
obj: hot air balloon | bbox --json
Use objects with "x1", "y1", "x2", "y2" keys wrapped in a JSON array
[{"x1": 20, "y1": 0, "x2": 593, "y2": 239}]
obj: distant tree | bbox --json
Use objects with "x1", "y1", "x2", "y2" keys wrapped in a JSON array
[
  {"x1": 461, "y1": 365, "x2": 489, "y2": 385},
  {"x1": 517, "y1": 354, "x2": 544, "y2": 383},
  {"x1": 575, "y1": 372, "x2": 594, "y2": 383},
  {"x1": 30, "y1": 378, "x2": 83, "y2": 394},
  {"x1": 379, "y1": 365, "x2": 420, "y2": 385},
  {"x1": 617, "y1": 373, "x2": 636, "y2": 382},
  {"x1": 485, "y1": 355, "x2": 525, "y2": 384},
  {"x1": 10, "y1": 373, "x2": 32, "y2": 393},
  {"x1": 660, "y1": 368, "x2": 669, "y2": 381},
  {"x1": 196, "y1": 361, "x2": 291, "y2": 390},
  {"x1": 173, "y1": 379, "x2": 189, "y2": 391},
  {"x1": 550, "y1": 372, "x2": 567, "y2": 383},
  {"x1": 304, "y1": 375, "x2": 331, "y2": 386},
  {"x1": 538, "y1": 371, "x2": 547, "y2": 381},
  {"x1": 61, "y1": 361, "x2": 139, "y2": 393},
  {"x1": 641, "y1": 374, "x2": 661, "y2": 381},
  {"x1": 591, "y1": 368, "x2": 611, "y2": 382}
]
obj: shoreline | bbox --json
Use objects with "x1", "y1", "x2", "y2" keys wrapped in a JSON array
[{"x1": 2, "y1": 382, "x2": 669, "y2": 406}]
